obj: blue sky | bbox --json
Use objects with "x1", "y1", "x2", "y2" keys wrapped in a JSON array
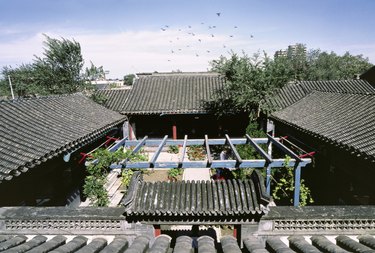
[{"x1": 0, "y1": 0, "x2": 374, "y2": 78}]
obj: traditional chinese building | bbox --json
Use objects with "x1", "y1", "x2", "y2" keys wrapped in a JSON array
[
  {"x1": 96, "y1": 72, "x2": 248, "y2": 139},
  {"x1": 0, "y1": 93, "x2": 126, "y2": 206},
  {"x1": 266, "y1": 80, "x2": 375, "y2": 204}
]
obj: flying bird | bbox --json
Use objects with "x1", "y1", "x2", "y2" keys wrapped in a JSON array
[
  {"x1": 196, "y1": 53, "x2": 199, "y2": 57},
  {"x1": 212, "y1": 26, "x2": 216, "y2": 28},
  {"x1": 161, "y1": 28, "x2": 166, "y2": 31},
  {"x1": 171, "y1": 50, "x2": 175, "y2": 53},
  {"x1": 188, "y1": 25, "x2": 192, "y2": 28},
  {"x1": 207, "y1": 50, "x2": 210, "y2": 53},
  {"x1": 216, "y1": 12, "x2": 221, "y2": 16},
  {"x1": 229, "y1": 35, "x2": 234, "y2": 37},
  {"x1": 234, "y1": 26, "x2": 238, "y2": 28},
  {"x1": 201, "y1": 22, "x2": 205, "y2": 25},
  {"x1": 198, "y1": 39, "x2": 202, "y2": 42},
  {"x1": 211, "y1": 34, "x2": 215, "y2": 37},
  {"x1": 250, "y1": 35, "x2": 254, "y2": 38},
  {"x1": 165, "y1": 25, "x2": 169, "y2": 28},
  {"x1": 223, "y1": 45, "x2": 226, "y2": 48}
]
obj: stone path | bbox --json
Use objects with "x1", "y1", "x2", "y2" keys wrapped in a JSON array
[{"x1": 182, "y1": 168, "x2": 211, "y2": 181}]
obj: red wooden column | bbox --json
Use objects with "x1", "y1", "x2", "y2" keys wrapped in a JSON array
[
  {"x1": 129, "y1": 124, "x2": 133, "y2": 140},
  {"x1": 154, "y1": 225, "x2": 161, "y2": 236},
  {"x1": 172, "y1": 122, "x2": 177, "y2": 140}
]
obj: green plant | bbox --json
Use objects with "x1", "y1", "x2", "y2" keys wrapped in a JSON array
[
  {"x1": 121, "y1": 169, "x2": 135, "y2": 189},
  {"x1": 187, "y1": 145, "x2": 206, "y2": 161},
  {"x1": 90, "y1": 92, "x2": 107, "y2": 105},
  {"x1": 83, "y1": 147, "x2": 147, "y2": 206},
  {"x1": 271, "y1": 156, "x2": 314, "y2": 206},
  {"x1": 168, "y1": 168, "x2": 183, "y2": 181},
  {"x1": 168, "y1": 145, "x2": 179, "y2": 154},
  {"x1": 120, "y1": 149, "x2": 148, "y2": 190}
]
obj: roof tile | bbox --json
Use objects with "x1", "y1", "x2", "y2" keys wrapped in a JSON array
[{"x1": 0, "y1": 93, "x2": 126, "y2": 182}]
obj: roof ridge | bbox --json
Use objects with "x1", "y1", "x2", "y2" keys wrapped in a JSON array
[
  {"x1": 137, "y1": 72, "x2": 220, "y2": 77},
  {"x1": 0, "y1": 92, "x2": 84, "y2": 104}
]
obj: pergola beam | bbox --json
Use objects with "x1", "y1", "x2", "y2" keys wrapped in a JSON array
[
  {"x1": 178, "y1": 135, "x2": 188, "y2": 167},
  {"x1": 101, "y1": 134, "x2": 311, "y2": 207},
  {"x1": 245, "y1": 134, "x2": 272, "y2": 163},
  {"x1": 149, "y1": 135, "x2": 168, "y2": 167},
  {"x1": 225, "y1": 134, "x2": 242, "y2": 166},
  {"x1": 110, "y1": 158, "x2": 310, "y2": 169},
  {"x1": 131, "y1": 135, "x2": 148, "y2": 154},
  {"x1": 205, "y1": 135, "x2": 213, "y2": 166},
  {"x1": 267, "y1": 134, "x2": 301, "y2": 162},
  {"x1": 123, "y1": 137, "x2": 277, "y2": 147}
]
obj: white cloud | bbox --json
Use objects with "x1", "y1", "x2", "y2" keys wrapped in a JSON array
[{"x1": 1, "y1": 28, "x2": 373, "y2": 79}]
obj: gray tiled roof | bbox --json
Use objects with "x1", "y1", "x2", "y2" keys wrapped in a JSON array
[
  {"x1": 1, "y1": 233, "x2": 375, "y2": 253},
  {"x1": 267, "y1": 80, "x2": 375, "y2": 111},
  {"x1": 1, "y1": 206, "x2": 375, "y2": 252},
  {"x1": 95, "y1": 89, "x2": 131, "y2": 112},
  {"x1": 270, "y1": 91, "x2": 375, "y2": 161},
  {"x1": 243, "y1": 235, "x2": 375, "y2": 253},
  {"x1": 0, "y1": 93, "x2": 126, "y2": 182},
  {"x1": 121, "y1": 72, "x2": 226, "y2": 115},
  {"x1": 123, "y1": 171, "x2": 270, "y2": 221}
]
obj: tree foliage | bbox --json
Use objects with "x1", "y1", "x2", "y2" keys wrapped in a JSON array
[
  {"x1": 209, "y1": 46, "x2": 373, "y2": 116},
  {"x1": 123, "y1": 74, "x2": 135, "y2": 85},
  {"x1": 0, "y1": 35, "x2": 89, "y2": 98},
  {"x1": 84, "y1": 147, "x2": 147, "y2": 207},
  {"x1": 85, "y1": 61, "x2": 106, "y2": 81},
  {"x1": 209, "y1": 51, "x2": 290, "y2": 117}
]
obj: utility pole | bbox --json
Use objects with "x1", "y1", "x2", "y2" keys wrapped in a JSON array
[{"x1": 8, "y1": 75, "x2": 15, "y2": 99}]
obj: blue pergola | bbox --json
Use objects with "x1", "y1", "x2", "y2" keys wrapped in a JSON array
[{"x1": 93, "y1": 134, "x2": 311, "y2": 206}]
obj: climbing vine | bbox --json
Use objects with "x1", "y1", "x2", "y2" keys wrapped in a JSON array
[
  {"x1": 83, "y1": 147, "x2": 147, "y2": 206},
  {"x1": 271, "y1": 156, "x2": 314, "y2": 206}
]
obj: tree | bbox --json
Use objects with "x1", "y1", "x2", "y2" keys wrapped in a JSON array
[
  {"x1": 1, "y1": 64, "x2": 41, "y2": 97},
  {"x1": 123, "y1": 74, "x2": 135, "y2": 86},
  {"x1": 209, "y1": 47, "x2": 373, "y2": 116},
  {"x1": 33, "y1": 35, "x2": 86, "y2": 94},
  {"x1": 0, "y1": 35, "x2": 87, "y2": 97},
  {"x1": 85, "y1": 61, "x2": 106, "y2": 81},
  {"x1": 209, "y1": 51, "x2": 290, "y2": 117},
  {"x1": 305, "y1": 50, "x2": 372, "y2": 80}
]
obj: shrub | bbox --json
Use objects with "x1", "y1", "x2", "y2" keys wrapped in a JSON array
[{"x1": 168, "y1": 145, "x2": 179, "y2": 154}]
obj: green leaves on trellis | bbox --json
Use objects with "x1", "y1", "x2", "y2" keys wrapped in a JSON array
[{"x1": 83, "y1": 147, "x2": 147, "y2": 207}]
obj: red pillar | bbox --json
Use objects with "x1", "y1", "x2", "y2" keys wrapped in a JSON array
[
  {"x1": 172, "y1": 123, "x2": 177, "y2": 140},
  {"x1": 154, "y1": 225, "x2": 161, "y2": 236},
  {"x1": 129, "y1": 124, "x2": 133, "y2": 140}
]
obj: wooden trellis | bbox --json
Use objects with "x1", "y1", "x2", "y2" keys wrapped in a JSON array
[{"x1": 95, "y1": 134, "x2": 311, "y2": 206}]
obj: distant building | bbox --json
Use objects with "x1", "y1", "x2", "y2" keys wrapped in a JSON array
[
  {"x1": 91, "y1": 80, "x2": 125, "y2": 90},
  {"x1": 274, "y1": 43, "x2": 306, "y2": 59},
  {"x1": 274, "y1": 49, "x2": 287, "y2": 58}
]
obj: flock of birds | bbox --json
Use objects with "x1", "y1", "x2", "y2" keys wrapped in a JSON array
[{"x1": 159, "y1": 12, "x2": 255, "y2": 62}]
